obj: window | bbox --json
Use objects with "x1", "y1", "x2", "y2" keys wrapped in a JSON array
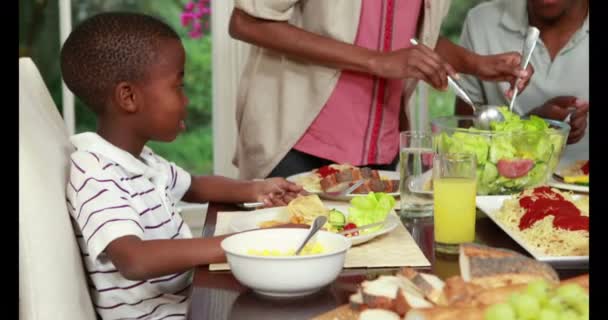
[{"x1": 19, "y1": 0, "x2": 214, "y2": 175}]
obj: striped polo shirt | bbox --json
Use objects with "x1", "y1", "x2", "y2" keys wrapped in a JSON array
[{"x1": 66, "y1": 132, "x2": 193, "y2": 320}]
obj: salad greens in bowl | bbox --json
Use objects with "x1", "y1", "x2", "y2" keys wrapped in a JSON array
[{"x1": 431, "y1": 107, "x2": 569, "y2": 195}]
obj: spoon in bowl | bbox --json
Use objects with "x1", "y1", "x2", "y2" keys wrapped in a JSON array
[
  {"x1": 409, "y1": 39, "x2": 504, "y2": 130},
  {"x1": 448, "y1": 77, "x2": 505, "y2": 130},
  {"x1": 294, "y1": 215, "x2": 327, "y2": 256}
]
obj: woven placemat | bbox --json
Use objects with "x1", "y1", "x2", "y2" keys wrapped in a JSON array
[{"x1": 209, "y1": 210, "x2": 429, "y2": 271}]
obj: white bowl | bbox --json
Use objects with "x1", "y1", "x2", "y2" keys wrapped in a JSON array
[{"x1": 221, "y1": 228, "x2": 351, "y2": 298}]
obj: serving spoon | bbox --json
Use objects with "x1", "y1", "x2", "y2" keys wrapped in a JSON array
[
  {"x1": 294, "y1": 215, "x2": 327, "y2": 255},
  {"x1": 508, "y1": 27, "x2": 541, "y2": 113},
  {"x1": 563, "y1": 107, "x2": 577, "y2": 124},
  {"x1": 448, "y1": 77, "x2": 505, "y2": 130},
  {"x1": 409, "y1": 39, "x2": 504, "y2": 130}
]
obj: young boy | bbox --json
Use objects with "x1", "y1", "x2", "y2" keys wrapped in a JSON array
[{"x1": 61, "y1": 12, "x2": 302, "y2": 320}]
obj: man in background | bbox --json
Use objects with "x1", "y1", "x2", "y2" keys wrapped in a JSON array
[{"x1": 455, "y1": 0, "x2": 589, "y2": 163}]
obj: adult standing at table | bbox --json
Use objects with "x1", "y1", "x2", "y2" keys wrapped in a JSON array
[
  {"x1": 455, "y1": 0, "x2": 589, "y2": 163},
  {"x1": 229, "y1": 0, "x2": 533, "y2": 179}
]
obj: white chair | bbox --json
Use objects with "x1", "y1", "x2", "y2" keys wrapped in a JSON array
[{"x1": 19, "y1": 57, "x2": 97, "y2": 320}]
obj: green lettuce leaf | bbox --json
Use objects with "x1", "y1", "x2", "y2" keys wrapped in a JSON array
[
  {"x1": 447, "y1": 131, "x2": 490, "y2": 165},
  {"x1": 347, "y1": 192, "x2": 395, "y2": 233}
]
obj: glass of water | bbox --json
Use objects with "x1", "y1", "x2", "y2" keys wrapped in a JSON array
[{"x1": 399, "y1": 131, "x2": 434, "y2": 218}]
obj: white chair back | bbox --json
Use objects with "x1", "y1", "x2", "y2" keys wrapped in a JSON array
[{"x1": 19, "y1": 57, "x2": 97, "y2": 320}]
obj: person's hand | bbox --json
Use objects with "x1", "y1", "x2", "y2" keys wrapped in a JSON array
[
  {"x1": 473, "y1": 52, "x2": 534, "y2": 98},
  {"x1": 370, "y1": 43, "x2": 457, "y2": 91},
  {"x1": 529, "y1": 96, "x2": 589, "y2": 144},
  {"x1": 253, "y1": 177, "x2": 304, "y2": 207}
]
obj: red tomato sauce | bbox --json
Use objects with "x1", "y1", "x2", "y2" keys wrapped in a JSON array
[
  {"x1": 518, "y1": 187, "x2": 588, "y2": 232},
  {"x1": 317, "y1": 165, "x2": 339, "y2": 178}
]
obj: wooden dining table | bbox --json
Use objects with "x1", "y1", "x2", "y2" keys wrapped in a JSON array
[{"x1": 187, "y1": 203, "x2": 588, "y2": 320}]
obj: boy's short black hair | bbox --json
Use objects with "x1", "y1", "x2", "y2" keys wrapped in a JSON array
[{"x1": 60, "y1": 12, "x2": 180, "y2": 114}]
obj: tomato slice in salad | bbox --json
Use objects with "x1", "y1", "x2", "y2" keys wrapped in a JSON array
[
  {"x1": 342, "y1": 223, "x2": 359, "y2": 236},
  {"x1": 496, "y1": 159, "x2": 534, "y2": 179}
]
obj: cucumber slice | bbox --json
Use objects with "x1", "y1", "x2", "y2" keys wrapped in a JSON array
[{"x1": 328, "y1": 209, "x2": 346, "y2": 228}]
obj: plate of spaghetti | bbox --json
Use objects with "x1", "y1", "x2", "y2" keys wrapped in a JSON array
[{"x1": 476, "y1": 186, "x2": 588, "y2": 268}]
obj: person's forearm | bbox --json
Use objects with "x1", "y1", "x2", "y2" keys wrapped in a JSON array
[
  {"x1": 434, "y1": 36, "x2": 478, "y2": 75},
  {"x1": 183, "y1": 176, "x2": 256, "y2": 203},
  {"x1": 229, "y1": 8, "x2": 381, "y2": 75},
  {"x1": 108, "y1": 235, "x2": 229, "y2": 280}
]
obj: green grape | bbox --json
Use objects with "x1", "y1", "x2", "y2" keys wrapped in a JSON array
[
  {"x1": 509, "y1": 293, "x2": 522, "y2": 305},
  {"x1": 556, "y1": 284, "x2": 587, "y2": 305},
  {"x1": 558, "y1": 309, "x2": 578, "y2": 320},
  {"x1": 509, "y1": 293, "x2": 541, "y2": 320},
  {"x1": 545, "y1": 296, "x2": 566, "y2": 313},
  {"x1": 484, "y1": 302, "x2": 516, "y2": 320},
  {"x1": 527, "y1": 280, "x2": 550, "y2": 305},
  {"x1": 571, "y1": 297, "x2": 589, "y2": 315},
  {"x1": 487, "y1": 283, "x2": 588, "y2": 320},
  {"x1": 538, "y1": 308, "x2": 559, "y2": 320}
]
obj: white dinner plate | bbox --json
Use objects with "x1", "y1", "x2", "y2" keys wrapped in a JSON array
[
  {"x1": 548, "y1": 176, "x2": 589, "y2": 193},
  {"x1": 476, "y1": 195, "x2": 588, "y2": 268},
  {"x1": 547, "y1": 161, "x2": 589, "y2": 193},
  {"x1": 228, "y1": 204, "x2": 400, "y2": 246}
]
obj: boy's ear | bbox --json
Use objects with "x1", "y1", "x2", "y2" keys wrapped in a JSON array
[{"x1": 114, "y1": 81, "x2": 138, "y2": 113}]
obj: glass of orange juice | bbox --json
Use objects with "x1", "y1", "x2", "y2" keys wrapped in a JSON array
[{"x1": 433, "y1": 152, "x2": 477, "y2": 254}]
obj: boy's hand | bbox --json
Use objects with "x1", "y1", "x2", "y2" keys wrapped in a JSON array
[{"x1": 253, "y1": 177, "x2": 304, "y2": 207}]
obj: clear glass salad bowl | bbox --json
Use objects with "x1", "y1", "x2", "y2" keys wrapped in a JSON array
[{"x1": 431, "y1": 112, "x2": 570, "y2": 195}]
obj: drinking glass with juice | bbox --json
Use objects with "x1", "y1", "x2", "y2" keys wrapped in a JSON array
[{"x1": 433, "y1": 153, "x2": 477, "y2": 254}]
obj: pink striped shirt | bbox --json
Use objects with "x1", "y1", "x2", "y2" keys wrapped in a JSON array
[{"x1": 294, "y1": 0, "x2": 423, "y2": 165}]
